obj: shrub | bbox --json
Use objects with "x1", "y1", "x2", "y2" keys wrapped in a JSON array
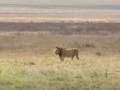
[
  {"x1": 95, "y1": 51, "x2": 102, "y2": 56},
  {"x1": 69, "y1": 42, "x2": 96, "y2": 49},
  {"x1": 83, "y1": 43, "x2": 96, "y2": 48},
  {"x1": 69, "y1": 42, "x2": 81, "y2": 49},
  {"x1": 24, "y1": 62, "x2": 35, "y2": 65}
]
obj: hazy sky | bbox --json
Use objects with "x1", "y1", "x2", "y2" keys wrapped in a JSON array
[{"x1": 0, "y1": 0, "x2": 120, "y2": 5}]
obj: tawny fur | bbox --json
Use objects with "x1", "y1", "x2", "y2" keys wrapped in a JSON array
[{"x1": 55, "y1": 46, "x2": 79, "y2": 61}]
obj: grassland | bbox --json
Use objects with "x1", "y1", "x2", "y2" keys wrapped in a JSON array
[{"x1": 0, "y1": 22, "x2": 120, "y2": 90}]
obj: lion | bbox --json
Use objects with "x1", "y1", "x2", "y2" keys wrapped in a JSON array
[{"x1": 55, "y1": 46, "x2": 79, "y2": 61}]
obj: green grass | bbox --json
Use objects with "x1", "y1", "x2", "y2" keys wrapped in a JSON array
[{"x1": 0, "y1": 53, "x2": 120, "y2": 90}]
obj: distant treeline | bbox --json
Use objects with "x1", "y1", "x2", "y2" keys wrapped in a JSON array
[{"x1": 0, "y1": 22, "x2": 120, "y2": 35}]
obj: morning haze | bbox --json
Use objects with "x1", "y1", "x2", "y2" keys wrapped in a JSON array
[
  {"x1": 0, "y1": 0, "x2": 120, "y2": 5},
  {"x1": 0, "y1": 0, "x2": 120, "y2": 10}
]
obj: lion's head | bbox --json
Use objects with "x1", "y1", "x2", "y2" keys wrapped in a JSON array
[{"x1": 55, "y1": 46, "x2": 63, "y2": 56}]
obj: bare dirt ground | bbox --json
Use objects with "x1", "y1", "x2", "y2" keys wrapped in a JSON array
[{"x1": 0, "y1": 8, "x2": 120, "y2": 22}]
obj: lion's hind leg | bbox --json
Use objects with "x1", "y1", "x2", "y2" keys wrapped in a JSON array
[{"x1": 75, "y1": 52, "x2": 79, "y2": 60}]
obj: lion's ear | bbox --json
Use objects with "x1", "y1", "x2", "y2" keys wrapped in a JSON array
[
  {"x1": 56, "y1": 46, "x2": 60, "y2": 49},
  {"x1": 56, "y1": 46, "x2": 58, "y2": 49}
]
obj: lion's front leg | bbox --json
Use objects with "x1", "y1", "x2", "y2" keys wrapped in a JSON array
[
  {"x1": 62, "y1": 57, "x2": 64, "y2": 61},
  {"x1": 59, "y1": 56, "x2": 64, "y2": 61}
]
